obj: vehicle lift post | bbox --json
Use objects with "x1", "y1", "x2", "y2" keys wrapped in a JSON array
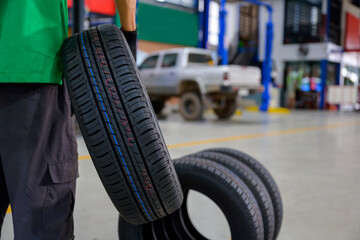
[
  {"x1": 198, "y1": 0, "x2": 210, "y2": 49},
  {"x1": 240, "y1": 0, "x2": 273, "y2": 111},
  {"x1": 218, "y1": 0, "x2": 228, "y2": 65},
  {"x1": 216, "y1": 0, "x2": 274, "y2": 111},
  {"x1": 260, "y1": 5, "x2": 273, "y2": 111}
]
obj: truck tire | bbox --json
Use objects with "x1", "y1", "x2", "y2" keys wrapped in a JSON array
[
  {"x1": 179, "y1": 92, "x2": 204, "y2": 121},
  {"x1": 214, "y1": 97, "x2": 237, "y2": 119},
  {"x1": 119, "y1": 157, "x2": 264, "y2": 240},
  {"x1": 151, "y1": 100, "x2": 165, "y2": 114},
  {"x1": 61, "y1": 24, "x2": 183, "y2": 225},
  {"x1": 189, "y1": 151, "x2": 275, "y2": 240},
  {"x1": 206, "y1": 148, "x2": 283, "y2": 239}
]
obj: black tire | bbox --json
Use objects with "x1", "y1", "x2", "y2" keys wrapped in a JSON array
[
  {"x1": 61, "y1": 24, "x2": 183, "y2": 225},
  {"x1": 151, "y1": 218, "x2": 171, "y2": 240},
  {"x1": 206, "y1": 148, "x2": 283, "y2": 239},
  {"x1": 151, "y1": 100, "x2": 165, "y2": 114},
  {"x1": 118, "y1": 217, "x2": 146, "y2": 240},
  {"x1": 119, "y1": 157, "x2": 264, "y2": 240},
  {"x1": 214, "y1": 97, "x2": 237, "y2": 119},
  {"x1": 176, "y1": 191, "x2": 208, "y2": 240},
  {"x1": 169, "y1": 204, "x2": 198, "y2": 240},
  {"x1": 190, "y1": 151, "x2": 275, "y2": 240},
  {"x1": 179, "y1": 92, "x2": 204, "y2": 121}
]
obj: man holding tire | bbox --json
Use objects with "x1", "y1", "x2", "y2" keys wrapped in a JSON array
[{"x1": 0, "y1": 0, "x2": 137, "y2": 238}]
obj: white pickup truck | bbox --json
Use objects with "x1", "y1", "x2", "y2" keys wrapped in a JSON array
[{"x1": 139, "y1": 47, "x2": 262, "y2": 120}]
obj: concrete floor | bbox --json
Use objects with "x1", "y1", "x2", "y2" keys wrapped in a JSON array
[{"x1": 2, "y1": 110, "x2": 360, "y2": 240}]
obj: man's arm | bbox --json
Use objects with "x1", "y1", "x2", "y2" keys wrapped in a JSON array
[
  {"x1": 114, "y1": 0, "x2": 137, "y2": 60},
  {"x1": 115, "y1": 0, "x2": 137, "y2": 31}
]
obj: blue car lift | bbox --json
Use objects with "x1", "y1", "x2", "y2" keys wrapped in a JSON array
[
  {"x1": 218, "y1": 0, "x2": 228, "y2": 65},
  {"x1": 198, "y1": 0, "x2": 210, "y2": 49},
  {"x1": 198, "y1": 0, "x2": 274, "y2": 111}
]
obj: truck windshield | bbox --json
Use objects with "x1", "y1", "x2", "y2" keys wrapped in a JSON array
[{"x1": 188, "y1": 53, "x2": 213, "y2": 66}]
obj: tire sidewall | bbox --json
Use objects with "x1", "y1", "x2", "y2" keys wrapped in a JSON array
[
  {"x1": 176, "y1": 163, "x2": 261, "y2": 240},
  {"x1": 194, "y1": 151, "x2": 275, "y2": 240},
  {"x1": 207, "y1": 148, "x2": 283, "y2": 239}
]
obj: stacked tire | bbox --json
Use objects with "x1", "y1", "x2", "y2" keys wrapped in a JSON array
[{"x1": 118, "y1": 148, "x2": 283, "y2": 240}]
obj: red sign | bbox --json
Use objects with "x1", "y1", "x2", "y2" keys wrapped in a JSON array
[
  {"x1": 345, "y1": 13, "x2": 360, "y2": 51},
  {"x1": 68, "y1": 0, "x2": 116, "y2": 16},
  {"x1": 86, "y1": 0, "x2": 116, "y2": 15}
]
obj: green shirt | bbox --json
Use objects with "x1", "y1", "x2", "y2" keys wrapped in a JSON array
[{"x1": 0, "y1": 0, "x2": 68, "y2": 84}]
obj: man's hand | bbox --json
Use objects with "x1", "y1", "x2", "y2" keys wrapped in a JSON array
[{"x1": 121, "y1": 29, "x2": 137, "y2": 61}]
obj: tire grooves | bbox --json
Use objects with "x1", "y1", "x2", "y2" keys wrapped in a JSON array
[
  {"x1": 97, "y1": 26, "x2": 170, "y2": 215},
  {"x1": 91, "y1": 28, "x2": 164, "y2": 219},
  {"x1": 63, "y1": 25, "x2": 183, "y2": 225},
  {"x1": 87, "y1": 28, "x2": 162, "y2": 219},
  {"x1": 75, "y1": 32, "x2": 149, "y2": 222},
  {"x1": 84, "y1": 29, "x2": 153, "y2": 214},
  {"x1": 208, "y1": 148, "x2": 283, "y2": 239},
  {"x1": 193, "y1": 151, "x2": 275, "y2": 240},
  {"x1": 179, "y1": 157, "x2": 264, "y2": 240}
]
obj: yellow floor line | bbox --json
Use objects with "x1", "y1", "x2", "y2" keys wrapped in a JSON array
[
  {"x1": 78, "y1": 155, "x2": 91, "y2": 161},
  {"x1": 6, "y1": 120, "x2": 360, "y2": 215},
  {"x1": 245, "y1": 106, "x2": 290, "y2": 114},
  {"x1": 78, "y1": 121, "x2": 360, "y2": 156},
  {"x1": 268, "y1": 107, "x2": 290, "y2": 114},
  {"x1": 167, "y1": 121, "x2": 360, "y2": 149}
]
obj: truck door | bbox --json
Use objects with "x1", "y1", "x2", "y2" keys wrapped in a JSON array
[
  {"x1": 156, "y1": 53, "x2": 179, "y2": 95},
  {"x1": 139, "y1": 55, "x2": 159, "y2": 93}
]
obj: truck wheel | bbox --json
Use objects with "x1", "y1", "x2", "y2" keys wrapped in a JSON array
[
  {"x1": 214, "y1": 97, "x2": 237, "y2": 119},
  {"x1": 179, "y1": 92, "x2": 203, "y2": 121},
  {"x1": 151, "y1": 100, "x2": 165, "y2": 114},
  {"x1": 61, "y1": 24, "x2": 183, "y2": 225}
]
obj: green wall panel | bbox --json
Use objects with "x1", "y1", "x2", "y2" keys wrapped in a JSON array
[{"x1": 137, "y1": 3, "x2": 198, "y2": 46}]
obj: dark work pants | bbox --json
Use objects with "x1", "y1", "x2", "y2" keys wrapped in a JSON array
[{"x1": 0, "y1": 83, "x2": 78, "y2": 240}]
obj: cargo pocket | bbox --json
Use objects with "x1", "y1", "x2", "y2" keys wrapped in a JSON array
[{"x1": 42, "y1": 160, "x2": 78, "y2": 233}]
